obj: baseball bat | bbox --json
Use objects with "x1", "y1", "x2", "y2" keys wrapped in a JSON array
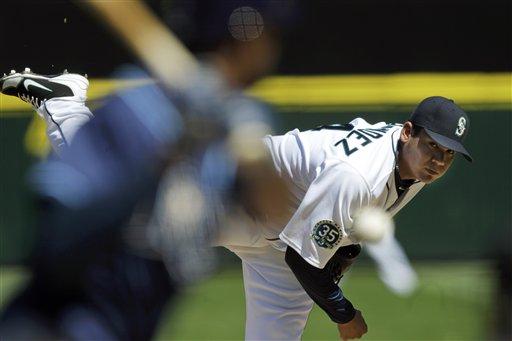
[{"x1": 80, "y1": 0, "x2": 274, "y2": 162}]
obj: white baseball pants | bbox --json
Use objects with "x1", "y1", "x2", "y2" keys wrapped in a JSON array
[
  {"x1": 229, "y1": 245, "x2": 314, "y2": 341},
  {"x1": 38, "y1": 98, "x2": 93, "y2": 155}
]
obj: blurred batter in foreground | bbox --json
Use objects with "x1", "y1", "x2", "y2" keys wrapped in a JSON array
[{"x1": 0, "y1": 1, "x2": 294, "y2": 339}]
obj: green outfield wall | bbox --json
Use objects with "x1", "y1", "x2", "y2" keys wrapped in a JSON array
[
  {"x1": 1, "y1": 107, "x2": 509, "y2": 263},
  {"x1": 0, "y1": 116, "x2": 37, "y2": 263}
]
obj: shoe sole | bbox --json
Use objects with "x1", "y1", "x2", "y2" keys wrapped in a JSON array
[{"x1": 1, "y1": 69, "x2": 88, "y2": 87}]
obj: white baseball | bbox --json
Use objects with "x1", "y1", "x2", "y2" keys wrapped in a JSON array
[{"x1": 351, "y1": 206, "x2": 394, "y2": 243}]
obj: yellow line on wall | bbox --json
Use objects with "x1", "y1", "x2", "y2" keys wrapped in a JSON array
[
  {"x1": 1, "y1": 73, "x2": 510, "y2": 115},
  {"x1": 248, "y1": 72, "x2": 512, "y2": 108}
]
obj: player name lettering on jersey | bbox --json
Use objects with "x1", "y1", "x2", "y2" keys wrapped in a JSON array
[{"x1": 334, "y1": 124, "x2": 398, "y2": 156}]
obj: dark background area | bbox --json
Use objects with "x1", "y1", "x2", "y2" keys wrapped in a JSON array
[{"x1": 0, "y1": 0, "x2": 510, "y2": 76}]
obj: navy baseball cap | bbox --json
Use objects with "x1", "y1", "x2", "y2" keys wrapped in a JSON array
[{"x1": 410, "y1": 96, "x2": 472, "y2": 162}]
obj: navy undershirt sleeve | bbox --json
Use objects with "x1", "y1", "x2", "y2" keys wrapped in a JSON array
[{"x1": 285, "y1": 246, "x2": 356, "y2": 323}]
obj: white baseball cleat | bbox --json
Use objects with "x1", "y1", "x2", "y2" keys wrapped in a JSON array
[{"x1": 0, "y1": 68, "x2": 89, "y2": 109}]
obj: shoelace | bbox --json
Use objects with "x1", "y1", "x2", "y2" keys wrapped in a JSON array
[{"x1": 19, "y1": 93, "x2": 44, "y2": 109}]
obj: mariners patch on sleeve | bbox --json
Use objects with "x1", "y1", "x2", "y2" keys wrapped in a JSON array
[{"x1": 311, "y1": 220, "x2": 342, "y2": 249}]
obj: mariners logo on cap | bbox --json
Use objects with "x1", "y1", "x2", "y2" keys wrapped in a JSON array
[
  {"x1": 312, "y1": 220, "x2": 341, "y2": 249},
  {"x1": 455, "y1": 117, "x2": 466, "y2": 137}
]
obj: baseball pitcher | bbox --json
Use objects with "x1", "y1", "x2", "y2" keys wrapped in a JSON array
[{"x1": 217, "y1": 97, "x2": 472, "y2": 340}]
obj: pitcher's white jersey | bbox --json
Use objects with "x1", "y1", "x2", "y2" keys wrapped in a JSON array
[{"x1": 263, "y1": 118, "x2": 425, "y2": 268}]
